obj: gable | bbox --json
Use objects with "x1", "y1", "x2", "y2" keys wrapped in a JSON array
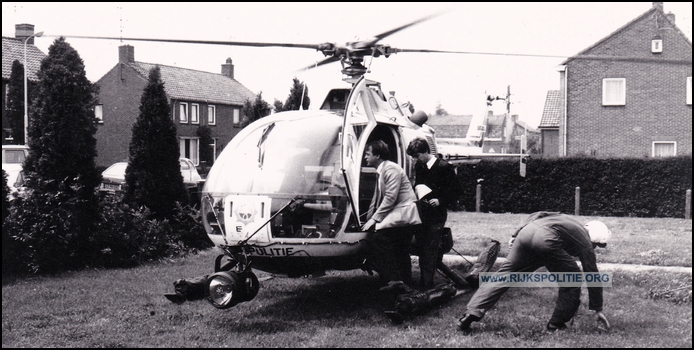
[{"x1": 563, "y1": 6, "x2": 692, "y2": 65}]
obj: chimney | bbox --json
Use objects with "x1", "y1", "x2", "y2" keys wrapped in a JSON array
[
  {"x1": 665, "y1": 12, "x2": 675, "y2": 24},
  {"x1": 119, "y1": 45, "x2": 135, "y2": 63},
  {"x1": 652, "y1": 2, "x2": 663, "y2": 11},
  {"x1": 222, "y1": 58, "x2": 234, "y2": 79},
  {"x1": 15, "y1": 23, "x2": 35, "y2": 44}
]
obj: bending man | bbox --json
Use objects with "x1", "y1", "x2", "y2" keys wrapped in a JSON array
[{"x1": 457, "y1": 211, "x2": 611, "y2": 332}]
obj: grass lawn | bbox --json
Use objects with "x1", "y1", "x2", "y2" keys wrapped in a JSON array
[{"x1": 2, "y1": 212, "x2": 692, "y2": 347}]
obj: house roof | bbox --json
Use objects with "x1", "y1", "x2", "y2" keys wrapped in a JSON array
[
  {"x1": 426, "y1": 114, "x2": 473, "y2": 126},
  {"x1": 562, "y1": 5, "x2": 692, "y2": 65},
  {"x1": 2, "y1": 36, "x2": 46, "y2": 81},
  {"x1": 539, "y1": 90, "x2": 561, "y2": 129},
  {"x1": 127, "y1": 61, "x2": 256, "y2": 106},
  {"x1": 426, "y1": 115, "x2": 473, "y2": 138}
]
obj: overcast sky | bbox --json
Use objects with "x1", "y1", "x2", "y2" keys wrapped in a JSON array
[{"x1": 3, "y1": 2, "x2": 692, "y2": 128}]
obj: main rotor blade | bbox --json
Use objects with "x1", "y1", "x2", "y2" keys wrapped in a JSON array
[
  {"x1": 299, "y1": 56, "x2": 341, "y2": 71},
  {"x1": 47, "y1": 34, "x2": 322, "y2": 50},
  {"x1": 369, "y1": 10, "x2": 447, "y2": 44}
]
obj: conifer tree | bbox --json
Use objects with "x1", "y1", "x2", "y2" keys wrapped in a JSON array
[
  {"x1": 281, "y1": 77, "x2": 310, "y2": 111},
  {"x1": 124, "y1": 66, "x2": 187, "y2": 219},
  {"x1": 5, "y1": 60, "x2": 28, "y2": 145},
  {"x1": 242, "y1": 91, "x2": 272, "y2": 125},
  {"x1": 13, "y1": 37, "x2": 101, "y2": 273}
]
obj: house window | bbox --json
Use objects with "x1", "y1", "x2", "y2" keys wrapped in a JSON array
[
  {"x1": 687, "y1": 76, "x2": 692, "y2": 105},
  {"x1": 651, "y1": 39, "x2": 663, "y2": 53},
  {"x1": 179, "y1": 137, "x2": 199, "y2": 165},
  {"x1": 233, "y1": 108, "x2": 240, "y2": 126},
  {"x1": 179, "y1": 102, "x2": 188, "y2": 123},
  {"x1": 191, "y1": 104, "x2": 199, "y2": 124},
  {"x1": 602, "y1": 78, "x2": 626, "y2": 106},
  {"x1": 94, "y1": 104, "x2": 103, "y2": 123},
  {"x1": 211, "y1": 138, "x2": 218, "y2": 161},
  {"x1": 208, "y1": 105, "x2": 216, "y2": 125},
  {"x1": 652, "y1": 142, "x2": 676, "y2": 157}
]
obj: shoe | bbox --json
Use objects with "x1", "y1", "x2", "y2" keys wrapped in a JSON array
[
  {"x1": 546, "y1": 322, "x2": 567, "y2": 331},
  {"x1": 457, "y1": 314, "x2": 481, "y2": 331}
]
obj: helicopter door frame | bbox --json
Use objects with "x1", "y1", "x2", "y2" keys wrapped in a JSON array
[{"x1": 341, "y1": 76, "x2": 378, "y2": 229}]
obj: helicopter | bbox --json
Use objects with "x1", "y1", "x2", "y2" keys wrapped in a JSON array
[{"x1": 61, "y1": 11, "x2": 526, "y2": 309}]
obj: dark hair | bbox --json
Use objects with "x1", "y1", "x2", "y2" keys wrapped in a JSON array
[
  {"x1": 406, "y1": 138, "x2": 430, "y2": 157},
  {"x1": 366, "y1": 140, "x2": 389, "y2": 160}
]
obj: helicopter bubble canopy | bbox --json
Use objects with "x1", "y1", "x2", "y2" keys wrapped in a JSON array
[{"x1": 202, "y1": 110, "x2": 356, "y2": 244}]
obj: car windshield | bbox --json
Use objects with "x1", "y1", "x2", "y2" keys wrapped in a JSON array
[
  {"x1": 3, "y1": 149, "x2": 26, "y2": 164},
  {"x1": 206, "y1": 114, "x2": 344, "y2": 197}
]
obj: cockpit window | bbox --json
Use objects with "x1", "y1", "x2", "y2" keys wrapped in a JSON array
[{"x1": 207, "y1": 115, "x2": 344, "y2": 196}]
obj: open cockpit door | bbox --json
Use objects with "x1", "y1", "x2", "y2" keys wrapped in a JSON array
[{"x1": 340, "y1": 76, "x2": 378, "y2": 228}]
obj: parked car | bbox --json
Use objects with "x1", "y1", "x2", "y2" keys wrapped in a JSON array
[
  {"x1": 99, "y1": 158, "x2": 204, "y2": 194},
  {"x1": 2, "y1": 145, "x2": 29, "y2": 198}
]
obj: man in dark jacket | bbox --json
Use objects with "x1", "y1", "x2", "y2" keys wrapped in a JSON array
[
  {"x1": 406, "y1": 137, "x2": 457, "y2": 290},
  {"x1": 457, "y1": 211, "x2": 612, "y2": 332}
]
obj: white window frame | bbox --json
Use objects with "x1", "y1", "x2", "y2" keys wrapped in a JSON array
[
  {"x1": 208, "y1": 105, "x2": 216, "y2": 125},
  {"x1": 652, "y1": 141, "x2": 676, "y2": 157},
  {"x1": 94, "y1": 104, "x2": 103, "y2": 123},
  {"x1": 211, "y1": 138, "x2": 218, "y2": 161},
  {"x1": 602, "y1": 78, "x2": 626, "y2": 106},
  {"x1": 233, "y1": 108, "x2": 240, "y2": 126},
  {"x1": 687, "y1": 76, "x2": 692, "y2": 105},
  {"x1": 179, "y1": 137, "x2": 200, "y2": 165},
  {"x1": 190, "y1": 103, "x2": 199, "y2": 124},
  {"x1": 179, "y1": 102, "x2": 189, "y2": 123},
  {"x1": 651, "y1": 39, "x2": 663, "y2": 53}
]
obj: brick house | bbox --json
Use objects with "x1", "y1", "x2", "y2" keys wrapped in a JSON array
[
  {"x1": 94, "y1": 45, "x2": 256, "y2": 168},
  {"x1": 539, "y1": 2, "x2": 692, "y2": 158},
  {"x1": 2, "y1": 24, "x2": 47, "y2": 144}
]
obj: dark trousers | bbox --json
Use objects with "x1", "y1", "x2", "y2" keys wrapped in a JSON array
[
  {"x1": 414, "y1": 221, "x2": 444, "y2": 289},
  {"x1": 367, "y1": 226, "x2": 417, "y2": 286},
  {"x1": 466, "y1": 222, "x2": 582, "y2": 325}
]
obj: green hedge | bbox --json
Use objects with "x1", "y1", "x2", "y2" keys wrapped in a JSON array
[{"x1": 454, "y1": 155, "x2": 692, "y2": 218}]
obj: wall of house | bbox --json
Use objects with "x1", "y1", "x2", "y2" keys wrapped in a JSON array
[
  {"x1": 564, "y1": 12, "x2": 692, "y2": 158},
  {"x1": 171, "y1": 100, "x2": 244, "y2": 160},
  {"x1": 541, "y1": 129, "x2": 559, "y2": 157},
  {"x1": 94, "y1": 64, "x2": 148, "y2": 167}
]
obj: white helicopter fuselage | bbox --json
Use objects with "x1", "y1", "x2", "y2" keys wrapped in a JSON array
[{"x1": 200, "y1": 77, "x2": 440, "y2": 276}]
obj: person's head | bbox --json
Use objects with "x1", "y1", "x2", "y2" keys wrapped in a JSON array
[
  {"x1": 406, "y1": 138, "x2": 432, "y2": 164},
  {"x1": 585, "y1": 220, "x2": 611, "y2": 248},
  {"x1": 365, "y1": 140, "x2": 389, "y2": 167}
]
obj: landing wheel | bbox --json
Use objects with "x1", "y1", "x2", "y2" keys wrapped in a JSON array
[
  {"x1": 207, "y1": 271, "x2": 244, "y2": 309},
  {"x1": 242, "y1": 271, "x2": 260, "y2": 302}
]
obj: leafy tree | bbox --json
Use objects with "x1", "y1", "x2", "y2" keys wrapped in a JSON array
[
  {"x1": 196, "y1": 125, "x2": 214, "y2": 165},
  {"x1": 280, "y1": 77, "x2": 310, "y2": 111},
  {"x1": 434, "y1": 101, "x2": 447, "y2": 116},
  {"x1": 243, "y1": 91, "x2": 272, "y2": 125},
  {"x1": 11, "y1": 37, "x2": 101, "y2": 273},
  {"x1": 124, "y1": 66, "x2": 187, "y2": 219},
  {"x1": 272, "y1": 99, "x2": 284, "y2": 113}
]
